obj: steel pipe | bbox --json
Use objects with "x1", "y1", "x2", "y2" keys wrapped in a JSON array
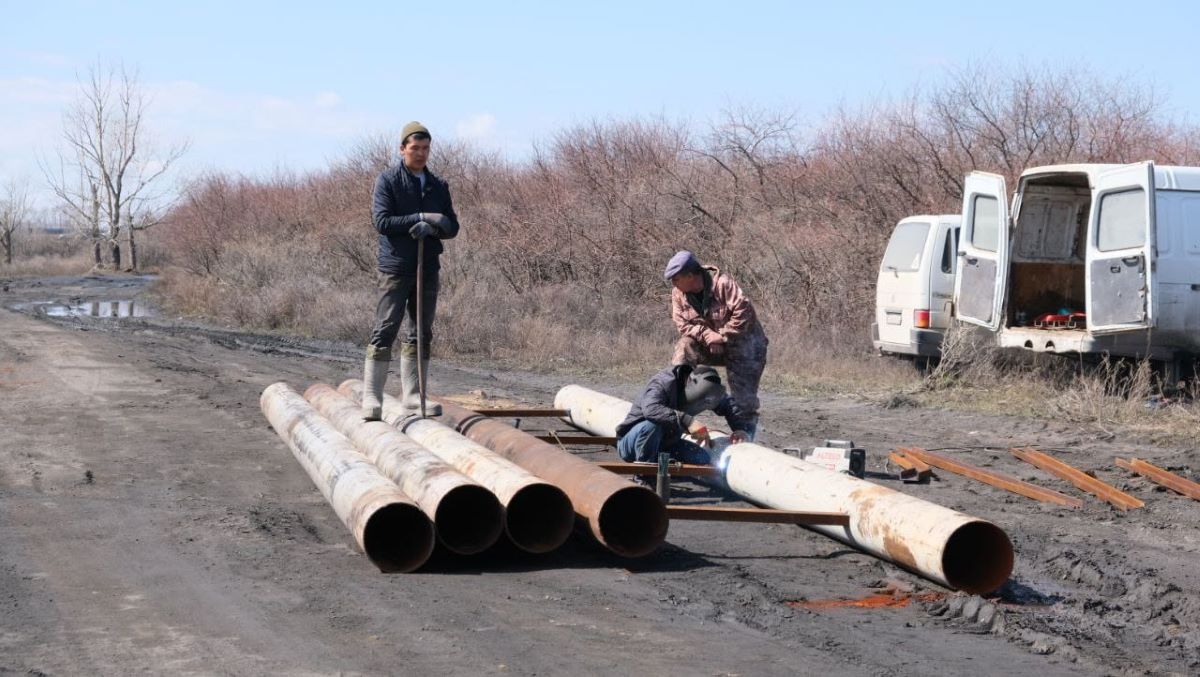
[
  {"x1": 554, "y1": 385, "x2": 1014, "y2": 594},
  {"x1": 431, "y1": 398, "x2": 668, "y2": 558},
  {"x1": 260, "y1": 383, "x2": 434, "y2": 572},
  {"x1": 304, "y1": 384, "x2": 504, "y2": 555},
  {"x1": 340, "y1": 381, "x2": 574, "y2": 554}
]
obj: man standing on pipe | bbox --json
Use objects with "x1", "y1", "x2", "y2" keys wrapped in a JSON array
[
  {"x1": 664, "y1": 250, "x2": 769, "y2": 439},
  {"x1": 361, "y1": 122, "x2": 461, "y2": 421},
  {"x1": 615, "y1": 365, "x2": 751, "y2": 465}
]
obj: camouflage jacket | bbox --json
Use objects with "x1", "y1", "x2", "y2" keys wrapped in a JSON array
[{"x1": 670, "y1": 266, "x2": 763, "y2": 348}]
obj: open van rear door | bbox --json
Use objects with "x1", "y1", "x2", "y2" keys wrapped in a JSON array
[
  {"x1": 954, "y1": 172, "x2": 1009, "y2": 330},
  {"x1": 1087, "y1": 162, "x2": 1155, "y2": 333}
]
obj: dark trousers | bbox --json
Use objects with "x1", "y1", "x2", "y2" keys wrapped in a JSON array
[
  {"x1": 367, "y1": 272, "x2": 439, "y2": 358},
  {"x1": 616, "y1": 420, "x2": 712, "y2": 465}
]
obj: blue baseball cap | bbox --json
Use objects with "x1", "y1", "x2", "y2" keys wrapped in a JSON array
[{"x1": 664, "y1": 250, "x2": 700, "y2": 280}]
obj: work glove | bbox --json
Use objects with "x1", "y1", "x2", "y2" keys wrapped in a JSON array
[
  {"x1": 419, "y1": 212, "x2": 452, "y2": 233},
  {"x1": 409, "y1": 221, "x2": 436, "y2": 239},
  {"x1": 687, "y1": 420, "x2": 711, "y2": 446}
]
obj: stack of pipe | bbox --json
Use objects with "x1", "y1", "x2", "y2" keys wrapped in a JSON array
[
  {"x1": 260, "y1": 383, "x2": 434, "y2": 572},
  {"x1": 433, "y1": 398, "x2": 668, "y2": 558},
  {"x1": 339, "y1": 380, "x2": 574, "y2": 554},
  {"x1": 553, "y1": 385, "x2": 1014, "y2": 594},
  {"x1": 303, "y1": 384, "x2": 504, "y2": 555}
]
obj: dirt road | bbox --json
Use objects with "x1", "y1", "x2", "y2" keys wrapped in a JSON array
[{"x1": 1, "y1": 275, "x2": 1196, "y2": 675}]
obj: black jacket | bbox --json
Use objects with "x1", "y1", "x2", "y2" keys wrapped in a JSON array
[
  {"x1": 372, "y1": 163, "x2": 460, "y2": 276},
  {"x1": 615, "y1": 366, "x2": 747, "y2": 440}
]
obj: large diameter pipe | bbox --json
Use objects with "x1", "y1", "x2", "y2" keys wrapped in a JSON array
[
  {"x1": 304, "y1": 384, "x2": 504, "y2": 555},
  {"x1": 555, "y1": 385, "x2": 632, "y2": 437},
  {"x1": 260, "y1": 383, "x2": 434, "y2": 572},
  {"x1": 431, "y1": 399, "x2": 668, "y2": 558},
  {"x1": 554, "y1": 385, "x2": 1014, "y2": 594},
  {"x1": 340, "y1": 381, "x2": 574, "y2": 554}
]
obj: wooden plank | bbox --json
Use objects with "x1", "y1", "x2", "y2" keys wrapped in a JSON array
[
  {"x1": 534, "y1": 434, "x2": 618, "y2": 446},
  {"x1": 1011, "y1": 447, "x2": 1143, "y2": 510},
  {"x1": 666, "y1": 505, "x2": 851, "y2": 526},
  {"x1": 594, "y1": 462, "x2": 722, "y2": 478},
  {"x1": 900, "y1": 447, "x2": 1083, "y2": 508},
  {"x1": 1116, "y1": 457, "x2": 1200, "y2": 501},
  {"x1": 888, "y1": 451, "x2": 932, "y2": 483},
  {"x1": 471, "y1": 408, "x2": 571, "y2": 417}
]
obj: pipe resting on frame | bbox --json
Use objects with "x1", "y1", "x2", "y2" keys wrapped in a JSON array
[
  {"x1": 340, "y1": 380, "x2": 574, "y2": 554},
  {"x1": 304, "y1": 384, "x2": 504, "y2": 555},
  {"x1": 432, "y1": 397, "x2": 668, "y2": 558},
  {"x1": 554, "y1": 384, "x2": 1013, "y2": 594}
]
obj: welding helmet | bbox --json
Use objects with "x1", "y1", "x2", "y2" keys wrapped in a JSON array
[{"x1": 682, "y1": 366, "x2": 726, "y2": 415}]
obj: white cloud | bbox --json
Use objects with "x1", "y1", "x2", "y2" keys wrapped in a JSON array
[
  {"x1": 455, "y1": 112, "x2": 497, "y2": 141},
  {"x1": 314, "y1": 91, "x2": 341, "y2": 108},
  {"x1": 1, "y1": 75, "x2": 391, "y2": 207},
  {"x1": 0, "y1": 49, "x2": 75, "y2": 69},
  {"x1": 0, "y1": 77, "x2": 77, "y2": 104},
  {"x1": 143, "y1": 80, "x2": 383, "y2": 138}
]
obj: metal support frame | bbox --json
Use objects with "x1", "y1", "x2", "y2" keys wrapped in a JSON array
[
  {"x1": 594, "y1": 462, "x2": 722, "y2": 478},
  {"x1": 1115, "y1": 457, "x2": 1200, "y2": 500},
  {"x1": 901, "y1": 447, "x2": 1083, "y2": 508},
  {"x1": 1011, "y1": 448, "x2": 1143, "y2": 510},
  {"x1": 472, "y1": 408, "x2": 572, "y2": 418},
  {"x1": 888, "y1": 450, "x2": 932, "y2": 483},
  {"x1": 656, "y1": 453, "x2": 671, "y2": 503}
]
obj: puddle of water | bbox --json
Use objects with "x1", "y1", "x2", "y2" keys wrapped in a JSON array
[{"x1": 20, "y1": 300, "x2": 153, "y2": 319}]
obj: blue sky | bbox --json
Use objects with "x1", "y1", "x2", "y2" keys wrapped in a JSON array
[{"x1": 3, "y1": 1, "x2": 1198, "y2": 205}]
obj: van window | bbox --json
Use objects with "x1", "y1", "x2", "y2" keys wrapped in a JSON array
[
  {"x1": 1097, "y1": 189, "x2": 1146, "y2": 251},
  {"x1": 971, "y1": 195, "x2": 999, "y2": 252},
  {"x1": 881, "y1": 222, "x2": 930, "y2": 272},
  {"x1": 940, "y1": 227, "x2": 958, "y2": 274}
]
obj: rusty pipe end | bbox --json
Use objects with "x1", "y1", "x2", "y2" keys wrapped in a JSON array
[
  {"x1": 504, "y1": 482, "x2": 574, "y2": 554},
  {"x1": 597, "y1": 485, "x2": 669, "y2": 558},
  {"x1": 942, "y1": 520, "x2": 1014, "y2": 594},
  {"x1": 434, "y1": 484, "x2": 505, "y2": 555},
  {"x1": 361, "y1": 502, "x2": 435, "y2": 573}
]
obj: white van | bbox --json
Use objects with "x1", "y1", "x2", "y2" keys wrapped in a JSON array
[
  {"x1": 955, "y1": 161, "x2": 1200, "y2": 365},
  {"x1": 872, "y1": 215, "x2": 961, "y2": 359}
]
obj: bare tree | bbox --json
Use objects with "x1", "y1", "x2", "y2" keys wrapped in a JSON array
[
  {"x1": 44, "y1": 62, "x2": 187, "y2": 272},
  {"x1": 0, "y1": 177, "x2": 31, "y2": 265}
]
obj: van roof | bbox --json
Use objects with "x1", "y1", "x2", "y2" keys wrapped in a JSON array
[
  {"x1": 898, "y1": 214, "x2": 961, "y2": 224},
  {"x1": 1021, "y1": 162, "x2": 1200, "y2": 190}
]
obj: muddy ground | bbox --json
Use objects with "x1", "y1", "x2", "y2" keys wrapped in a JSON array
[{"x1": 1, "y1": 274, "x2": 1197, "y2": 676}]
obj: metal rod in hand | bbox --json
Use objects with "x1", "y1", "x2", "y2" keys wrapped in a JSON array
[{"x1": 416, "y1": 236, "x2": 427, "y2": 418}]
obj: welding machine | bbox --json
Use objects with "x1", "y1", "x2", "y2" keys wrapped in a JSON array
[{"x1": 785, "y1": 440, "x2": 866, "y2": 478}]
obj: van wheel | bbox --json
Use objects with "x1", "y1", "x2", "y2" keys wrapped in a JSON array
[{"x1": 911, "y1": 356, "x2": 938, "y2": 375}]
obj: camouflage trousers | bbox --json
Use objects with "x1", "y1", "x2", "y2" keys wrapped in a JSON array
[{"x1": 671, "y1": 325, "x2": 768, "y2": 418}]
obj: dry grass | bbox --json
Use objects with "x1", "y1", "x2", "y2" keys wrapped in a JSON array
[
  {"x1": 895, "y1": 322, "x2": 1200, "y2": 445},
  {"x1": 0, "y1": 251, "x2": 95, "y2": 277},
  {"x1": 154, "y1": 258, "x2": 1200, "y2": 445}
]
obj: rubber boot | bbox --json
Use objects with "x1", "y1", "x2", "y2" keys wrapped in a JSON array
[
  {"x1": 361, "y1": 347, "x2": 390, "y2": 421},
  {"x1": 400, "y1": 353, "x2": 442, "y2": 416}
]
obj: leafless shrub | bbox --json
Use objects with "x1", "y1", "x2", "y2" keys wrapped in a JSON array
[{"x1": 152, "y1": 63, "x2": 1200, "y2": 404}]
